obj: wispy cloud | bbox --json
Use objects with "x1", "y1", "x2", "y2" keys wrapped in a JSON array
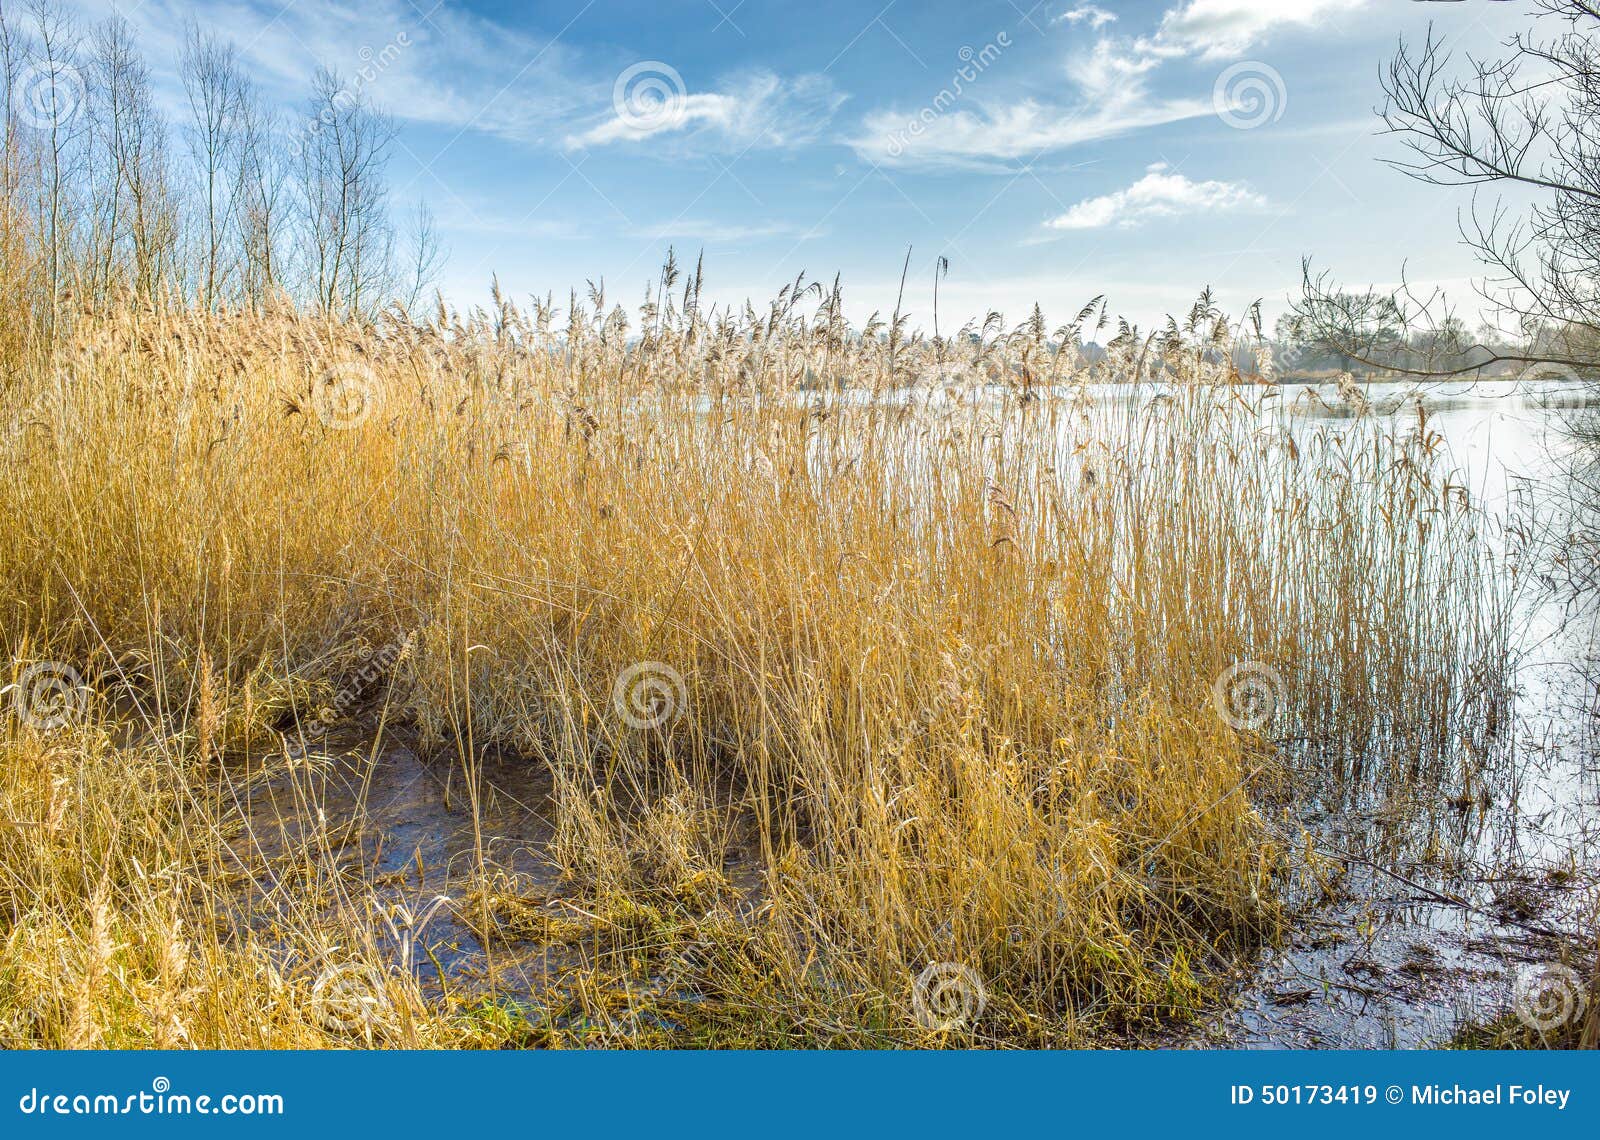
[
  {"x1": 1139, "y1": 0, "x2": 1367, "y2": 61},
  {"x1": 1054, "y1": 5, "x2": 1118, "y2": 30},
  {"x1": 1045, "y1": 163, "x2": 1265, "y2": 230},
  {"x1": 849, "y1": 0, "x2": 1366, "y2": 171},
  {"x1": 59, "y1": 0, "x2": 594, "y2": 146},
  {"x1": 852, "y1": 97, "x2": 1212, "y2": 171},
  {"x1": 59, "y1": 0, "x2": 847, "y2": 159},
  {"x1": 566, "y1": 70, "x2": 844, "y2": 151},
  {"x1": 849, "y1": 38, "x2": 1209, "y2": 171}
]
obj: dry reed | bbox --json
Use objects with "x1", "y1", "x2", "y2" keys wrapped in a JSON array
[{"x1": 0, "y1": 284, "x2": 1508, "y2": 1046}]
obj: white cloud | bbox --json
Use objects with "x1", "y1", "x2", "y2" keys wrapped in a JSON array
[
  {"x1": 1141, "y1": 0, "x2": 1366, "y2": 60},
  {"x1": 1045, "y1": 163, "x2": 1265, "y2": 230},
  {"x1": 566, "y1": 71, "x2": 843, "y2": 151},
  {"x1": 56, "y1": 0, "x2": 595, "y2": 146},
  {"x1": 1055, "y1": 4, "x2": 1117, "y2": 29},
  {"x1": 853, "y1": 96, "x2": 1211, "y2": 170},
  {"x1": 56, "y1": 0, "x2": 843, "y2": 156},
  {"x1": 849, "y1": 0, "x2": 1368, "y2": 170},
  {"x1": 850, "y1": 39, "x2": 1208, "y2": 170},
  {"x1": 1074, "y1": 37, "x2": 1162, "y2": 97}
]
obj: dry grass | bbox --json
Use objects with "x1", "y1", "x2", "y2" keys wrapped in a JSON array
[{"x1": 0, "y1": 286, "x2": 1508, "y2": 1047}]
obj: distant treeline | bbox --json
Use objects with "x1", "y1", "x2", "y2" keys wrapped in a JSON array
[{"x1": 0, "y1": 0, "x2": 439, "y2": 360}]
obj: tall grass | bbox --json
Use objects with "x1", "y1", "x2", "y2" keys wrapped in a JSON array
[{"x1": 0, "y1": 288, "x2": 1507, "y2": 1046}]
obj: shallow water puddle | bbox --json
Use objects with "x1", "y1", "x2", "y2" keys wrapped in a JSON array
[{"x1": 225, "y1": 736, "x2": 573, "y2": 994}]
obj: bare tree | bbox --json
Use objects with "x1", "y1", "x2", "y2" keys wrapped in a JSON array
[
  {"x1": 181, "y1": 21, "x2": 244, "y2": 310},
  {"x1": 402, "y1": 199, "x2": 445, "y2": 311},
  {"x1": 1292, "y1": 0, "x2": 1600, "y2": 379},
  {"x1": 0, "y1": 12, "x2": 426, "y2": 330},
  {"x1": 230, "y1": 74, "x2": 285, "y2": 308},
  {"x1": 0, "y1": 1, "x2": 43, "y2": 359},
  {"x1": 1, "y1": 1, "x2": 24, "y2": 211},
  {"x1": 22, "y1": 0, "x2": 86, "y2": 324},
  {"x1": 294, "y1": 67, "x2": 396, "y2": 319},
  {"x1": 89, "y1": 15, "x2": 176, "y2": 303}
]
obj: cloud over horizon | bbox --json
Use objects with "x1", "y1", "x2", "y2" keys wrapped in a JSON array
[{"x1": 1044, "y1": 163, "x2": 1266, "y2": 230}]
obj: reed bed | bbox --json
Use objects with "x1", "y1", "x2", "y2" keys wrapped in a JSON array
[{"x1": 0, "y1": 285, "x2": 1507, "y2": 1046}]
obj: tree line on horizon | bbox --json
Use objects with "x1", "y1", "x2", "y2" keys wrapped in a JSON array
[{"x1": 0, "y1": 0, "x2": 441, "y2": 361}]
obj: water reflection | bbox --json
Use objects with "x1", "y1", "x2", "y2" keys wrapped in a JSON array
[{"x1": 1180, "y1": 379, "x2": 1598, "y2": 1047}]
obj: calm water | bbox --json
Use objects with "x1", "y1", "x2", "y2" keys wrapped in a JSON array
[{"x1": 1177, "y1": 378, "x2": 1599, "y2": 1047}]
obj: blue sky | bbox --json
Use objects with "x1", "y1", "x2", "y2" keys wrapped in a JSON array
[{"x1": 68, "y1": 0, "x2": 1533, "y2": 330}]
